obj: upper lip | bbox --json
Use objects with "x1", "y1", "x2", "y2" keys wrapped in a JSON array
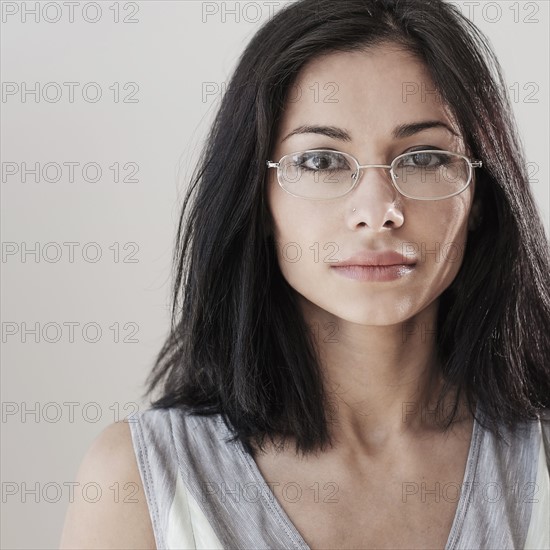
[{"x1": 332, "y1": 250, "x2": 417, "y2": 267}]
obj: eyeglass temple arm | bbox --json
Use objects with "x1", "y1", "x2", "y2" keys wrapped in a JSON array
[{"x1": 266, "y1": 161, "x2": 279, "y2": 168}]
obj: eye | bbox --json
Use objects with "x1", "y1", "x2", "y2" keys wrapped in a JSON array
[
  {"x1": 401, "y1": 151, "x2": 447, "y2": 168},
  {"x1": 296, "y1": 151, "x2": 351, "y2": 171}
]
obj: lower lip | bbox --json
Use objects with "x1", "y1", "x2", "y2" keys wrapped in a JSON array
[{"x1": 331, "y1": 264, "x2": 416, "y2": 282}]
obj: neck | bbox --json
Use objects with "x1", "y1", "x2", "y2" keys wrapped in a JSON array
[{"x1": 299, "y1": 295, "x2": 469, "y2": 455}]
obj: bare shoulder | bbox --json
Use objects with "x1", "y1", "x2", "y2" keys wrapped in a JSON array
[{"x1": 59, "y1": 421, "x2": 156, "y2": 549}]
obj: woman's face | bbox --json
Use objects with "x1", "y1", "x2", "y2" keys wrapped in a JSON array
[{"x1": 266, "y1": 44, "x2": 480, "y2": 326}]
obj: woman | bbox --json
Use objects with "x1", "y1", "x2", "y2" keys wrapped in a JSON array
[{"x1": 60, "y1": 0, "x2": 550, "y2": 548}]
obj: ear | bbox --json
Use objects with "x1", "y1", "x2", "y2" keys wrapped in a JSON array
[{"x1": 468, "y1": 197, "x2": 483, "y2": 232}]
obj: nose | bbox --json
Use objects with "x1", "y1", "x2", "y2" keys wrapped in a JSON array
[{"x1": 347, "y1": 166, "x2": 404, "y2": 230}]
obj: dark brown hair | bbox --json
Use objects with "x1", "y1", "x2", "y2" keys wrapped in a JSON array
[{"x1": 143, "y1": 0, "x2": 550, "y2": 457}]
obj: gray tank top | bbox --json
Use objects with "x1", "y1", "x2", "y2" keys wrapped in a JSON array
[{"x1": 128, "y1": 405, "x2": 550, "y2": 549}]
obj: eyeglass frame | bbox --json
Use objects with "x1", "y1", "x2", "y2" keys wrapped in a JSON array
[{"x1": 266, "y1": 149, "x2": 483, "y2": 201}]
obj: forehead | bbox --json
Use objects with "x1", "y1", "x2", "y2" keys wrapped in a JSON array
[{"x1": 277, "y1": 44, "x2": 459, "y2": 143}]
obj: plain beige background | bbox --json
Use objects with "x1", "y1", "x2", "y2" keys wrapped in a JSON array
[{"x1": 1, "y1": 1, "x2": 548, "y2": 548}]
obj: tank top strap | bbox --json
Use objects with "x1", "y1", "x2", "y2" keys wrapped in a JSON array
[
  {"x1": 128, "y1": 407, "x2": 308, "y2": 549},
  {"x1": 448, "y1": 405, "x2": 549, "y2": 549}
]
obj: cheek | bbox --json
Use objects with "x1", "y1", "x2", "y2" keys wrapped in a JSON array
[
  {"x1": 408, "y1": 201, "x2": 471, "y2": 287},
  {"x1": 268, "y1": 171, "x2": 316, "y2": 239},
  {"x1": 272, "y1": 208, "x2": 331, "y2": 282},
  {"x1": 268, "y1": 178, "x2": 336, "y2": 282}
]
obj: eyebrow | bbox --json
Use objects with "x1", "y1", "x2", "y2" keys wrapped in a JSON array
[{"x1": 281, "y1": 121, "x2": 458, "y2": 142}]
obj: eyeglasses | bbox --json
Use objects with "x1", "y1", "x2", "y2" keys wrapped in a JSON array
[{"x1": 266, "y1": 149, "x2": 483, "y2": 201}]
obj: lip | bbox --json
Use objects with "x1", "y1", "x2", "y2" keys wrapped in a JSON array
[
  {"x1": 330, "y1": 249, "x2": 417, "y2": 282},
  {"x1": 332, "y1": 250, "x2": 417, "y2": 267},
  {"x1": 331, "y1": 264, "x2": 416, "y2": 282}
]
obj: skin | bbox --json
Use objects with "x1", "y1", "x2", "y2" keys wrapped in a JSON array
[
  {"x1": 59, "y1": 422, "x2": 156, "y2": 549},
  {"x1": 266, "y1": 43, "x2": 481, "y2": 453}
]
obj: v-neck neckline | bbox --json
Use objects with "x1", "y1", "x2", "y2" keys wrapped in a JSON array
[{"x1": 230, "y1": 401, "x2": 483, "y2": 550}]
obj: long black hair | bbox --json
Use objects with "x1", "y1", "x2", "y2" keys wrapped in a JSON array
[{"x1": 142, "y1": 0, "x2": 550, "y2": 457}]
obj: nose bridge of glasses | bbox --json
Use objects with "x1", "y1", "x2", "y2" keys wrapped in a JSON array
[
  {"x1": 352, "y1": 163, "x2": 393, "y2": 183},
  {"x1": 356, "y1": 163, "x2": 392, "y2": 170},
  {"x1": 358, "y1": 164, "x2": 391, "y2": 168}
]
